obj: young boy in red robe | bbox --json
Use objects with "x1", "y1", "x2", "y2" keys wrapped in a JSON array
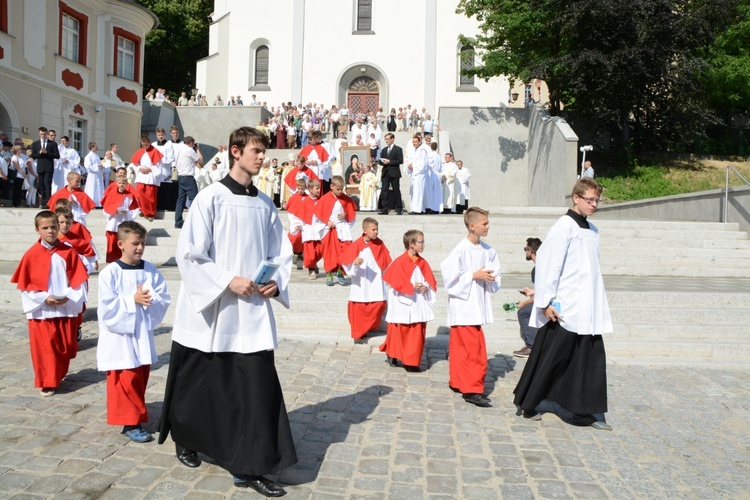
[
  {"x1": 56, "y1": 207, "x2": 96, "y2": 342},
  {"x1": 131, "y1": 135, "x2": 164, "y2": 221},
  {"x1": 101, "y1": 176, "x2": 140, "y2": 262},
  {"x1": 312, "y1": 175, "x2": 357, "y2": 286},
  {"x1": 97, "y1": 221, "x2": 170, "y2": 443},
  {"x1": 47, "y1": 172, "x2": 95, "y2": 226},
  {"x1": 301, "y1": 179, "x2": 323, "y2": 279},
  {"x1": 285, "y1": 179, "x2": 308, "y2": 267},
  {"x1": 11, "y1": 211, "x2": 89, "y2": 396},
  {"x1": 284, "y1": 155, "x2": 319, "y2": 196},
  {"x1": 440, "y1": 207, "x2": 501, "y2": 408},
  {"x1": 340, "y1": 218, "x2": 392, "y2": 344},
  {"x1": 380, "y1": 229, "x2": 437, "y2": 371},
  {"x1": 102, "y1": 166, "x2": 129, "y2": 196}
]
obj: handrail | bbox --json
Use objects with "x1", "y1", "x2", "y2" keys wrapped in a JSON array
[{"x1": 724, "y1": 165, "x2": 750, "y2": 223}]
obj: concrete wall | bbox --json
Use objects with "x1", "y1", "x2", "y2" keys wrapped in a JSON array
[
  {"x1": 141, "y1": 101, "x2": 272, "y2": 159},
  {"x1": 596, "y1": 186, "x2": 750, "y2": 233},
  {"x1": 527, "y1": 108, "x2": 579, "y2": 206},
  {"x1": 437, "y1": 106, "x2": 575, "y2": 208}
]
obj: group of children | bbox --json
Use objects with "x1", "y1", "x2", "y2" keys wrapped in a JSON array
[{"x1": 284, "y1": 179, "x2": 502, "y2": 406}]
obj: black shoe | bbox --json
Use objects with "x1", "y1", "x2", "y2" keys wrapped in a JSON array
[
  {"x1": 175, "y1": 444, "x2": 201, "y2": 468},
  {"x1": 233, "y1": 475, "x2": 287, "y2": 496},
  {"x1": 77, "y1": 327, "x2": 82, "y2": 342},
  {"x1": 386, "y1": 356, "x2": 398, "y2": 367},
  {"x1": 462, "y1": 393, "x2": 492, "y2": 407},
  {"x1": 522, "y1": 409, "x2": 542, "y2": 421},
  {"x1": 404, "y1": 365, "x2": 421, "y2": 373},
  {"x1": 396, "y1": 210, "x2": 403, "y2": 215},
  {"x1": 378, "y1": 210, "x2": 388, "y2": 215}
]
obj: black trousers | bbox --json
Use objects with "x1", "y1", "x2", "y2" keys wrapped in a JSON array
[
  {"x1": 379, "y1": 174, "x2": 402, "y2": 212},
  {"x1": 37, "y1": 169, "x2": 53, "y2": 207}
]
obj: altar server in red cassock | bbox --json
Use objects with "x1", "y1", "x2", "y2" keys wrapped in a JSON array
[
  {"x1": 283, "y1": 155, "x2": 320, "y2": 196},
  {"x1": 440, "y1": 207, "x2": 501, "y2": 408},
  {"x1": 47, "y1": 172, "x2": 95, "y2": 226},
  {"x1": 340, "y1": 218, "x2": 392, "y2": 343},
  {"x1": 11, "y1": 211, "x2": 88, "y2": 396},
  {"x1": 312, "y1": 175, "x2": 356, "y2": 285},
  {"x1": 301, "y1": 179, "x2": 323, "y2": 279},
  {"x1": 101, "y1": 176, "x2": 140, "y2": 262},
  {"x1": 132, "y1": 135, "x2": 164, "y2": 221},
  {"x1": 380, "y1": 229, "x2": 437, "y2": 371},
  {"x1": 284, "y1": 179, "x2": 308, "y2": 261},
  {"x1": 97, "y1": 222, "x2": 170, "y2": 443}
]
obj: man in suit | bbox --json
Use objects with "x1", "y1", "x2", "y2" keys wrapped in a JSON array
[
  {"x1": 378, "y1": 133, "x2": 404, "y2": 215},
  {"x1": 31, "y1": 126, "x2": 60, "y2": 207}
]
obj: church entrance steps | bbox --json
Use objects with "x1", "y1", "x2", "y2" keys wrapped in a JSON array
[{"x1": 1, "y1": 209, "x2": 750, "y2": 277}]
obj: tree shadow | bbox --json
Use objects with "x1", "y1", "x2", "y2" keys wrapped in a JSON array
[
  {"x1": 276, "y1": 384, "x2": 393, "y2": 486},
  {"x1": 60, "y1": 368, "x2": 105, "y2": 393},
  {"x1": 485, "y1": 354, "x2": 517, "y2": 395}
]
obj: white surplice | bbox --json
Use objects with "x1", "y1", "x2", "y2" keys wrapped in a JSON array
[
  {"x1": 171, "y1": 182, "x2": 292, "y2": 354},
  {"x1": 531, "y1": 215, "x2": 613, "y2": 335},
  {"x1": 20, "y1": 241, "x2": 87, "y2": 319},
  {"x1": 456, "y1": 167, "x2": 471, "y2": 204},
  {"x1": 440, "y1": 238, "x2": 501, "y2": 326},
  {"x1": 341, "y1": 246, "x2": 387, "y2": 303},
  {"x1": 83, "y1": 151, "x2": 104, "y2": 207},
  {"x1": 385, "y1": 266, "x2": 436, "y2": 324},
  {"x1": 425, "y1": 150, "x2": 443, "y2": 212},
  {"x1": 96, "y1": 261, "x2": 171, "y2": 371},
  {"x1": 442, "y1": 161, "x2": 460, "y2": 211},
  {"x1": 407, "y1": 144, "x2": 429, "y2": 212}
]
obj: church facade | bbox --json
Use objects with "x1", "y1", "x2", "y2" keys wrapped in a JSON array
[{"x1": 196, "y1": 0, "x2": 523, "y2": 114}]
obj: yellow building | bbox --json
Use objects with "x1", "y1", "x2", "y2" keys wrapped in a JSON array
[{"x1": 0, "y1": 0, "x2": 157, "y2": 158}]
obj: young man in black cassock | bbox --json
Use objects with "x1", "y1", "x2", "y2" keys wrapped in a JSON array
[
  {"x1": 513, "y1": 178, "x2": 614, "y2": 431},
  {"x1": 158, "y1": 127, "x2": 297, "y2": 496}
]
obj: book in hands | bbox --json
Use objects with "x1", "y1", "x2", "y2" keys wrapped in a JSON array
[{"x1": 252, "y1": 260, "x2": 280, "y2": 286}]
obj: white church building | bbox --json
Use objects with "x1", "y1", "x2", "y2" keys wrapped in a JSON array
[{"x1": 195, "y1": 0, "x2": 527, "y2": 114}]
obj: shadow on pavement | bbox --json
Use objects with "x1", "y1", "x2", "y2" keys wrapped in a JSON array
[{"x1": 279, "y1": 384, "x2": 393, "y2": 486}]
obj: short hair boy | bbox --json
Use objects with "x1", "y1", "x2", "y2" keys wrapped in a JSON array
[
  {"x1": 97, "y1": 220, "x2": 171, "y2": 442},
  {"x1": 313, "y1": 175, "x2": 357, "y2": 286},
  {"x1": 100, "y1": 175, "x2": 140, "y2": 262},
  {"x1": 11, "y1": 211, "x2": 89, "y2": 396},
  {"x1": 440, "y1": 207, "x2": 501, "y2": 407},
  {"x1": 46, "y1": 171, "x2": 95, "y2": 226},
  {"x1": 301, "y1": 179, "x2": 323, "y2": 279},
  {"x1": 285, "y1": 178, "x2": 309, "y2": 266},
  {"x1": 340, "y1": 218, "x2": 392, "y2": 343},
  {"x1": 380, "y1": 229, "x2": 437, "y2": 370}
]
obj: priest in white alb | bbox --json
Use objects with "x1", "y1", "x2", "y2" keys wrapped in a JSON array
[{"x1": 406, "y1": 135, "x2": 429, "y2": 214}]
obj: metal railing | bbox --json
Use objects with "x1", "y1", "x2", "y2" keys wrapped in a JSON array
[{"x1": 724, "y1": 165, "x2": 750, "y2": 223}]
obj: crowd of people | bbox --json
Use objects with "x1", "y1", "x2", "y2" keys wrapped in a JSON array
[{"x1": 7, "y1": 120, "x2": 613, "y2": 494}]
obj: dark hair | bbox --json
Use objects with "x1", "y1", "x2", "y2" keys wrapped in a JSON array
[
  {"x1": 526, "y1": 237, "x2": 542, "y2": 253},
  {"x1": 117, "y1": 221, "x2": 147, "y2": 241},
  {"x1": 34, "y1": 210, "x2": 56, "y2": 228},
  {"x1": 227, "y1": 127, "x2": 269, "y2": 169}
]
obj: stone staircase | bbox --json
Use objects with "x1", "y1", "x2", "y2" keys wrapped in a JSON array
[{"x1": 1, "y1": 207, "x2": 749, "y2": 367}]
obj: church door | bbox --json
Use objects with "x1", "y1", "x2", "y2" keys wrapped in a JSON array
[{"x1": 347, "y1": 77, "x2": 379, "y2": 117}]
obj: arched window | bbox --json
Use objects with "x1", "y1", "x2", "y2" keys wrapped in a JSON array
[
  {"x1": 356, "y1": 0, "x2": 372, "y2": 32},
  {"x1": 254, "y1": 45, "x2": 269, "y2": 86},
  {"x1": 459, "y1": 45, "x2": 475, "y2": 86}
]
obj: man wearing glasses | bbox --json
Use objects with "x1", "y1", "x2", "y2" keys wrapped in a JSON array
[{"x1": 513, "y1": 178, "x2": 613, "y2": 431}]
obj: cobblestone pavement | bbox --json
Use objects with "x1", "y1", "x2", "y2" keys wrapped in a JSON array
[{"x1": 0, "y1": 262, "x2": 749, "y2": 499}]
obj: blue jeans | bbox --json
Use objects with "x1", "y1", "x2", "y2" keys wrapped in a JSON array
[
  {"x1": 517, "y1": 303, "x2": 537, "y2": 348},
  {"x1": 175, "y1": 175, "x2": 198, "y2": 227}
]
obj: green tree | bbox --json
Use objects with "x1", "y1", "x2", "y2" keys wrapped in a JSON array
[
  {"x1": 457, "y1": 0, "x2": 743, "y2": 156},
  {"x1": 134, "y1": 0, "x2": 212, "y2": 97}
]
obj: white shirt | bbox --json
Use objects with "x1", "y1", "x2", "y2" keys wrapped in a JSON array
[
  {"x1": 96, "y1": 261, "x2": 170, "y2": 371},
  {"x1": 174, "y1": 143, "x2": 200, "y2": 177},
  {"x1": 171, "y1": 181, "x2": 292, "y2": 354},
  {"x1": 441, "y1": 238, "x2": 501, "y2": 326}
]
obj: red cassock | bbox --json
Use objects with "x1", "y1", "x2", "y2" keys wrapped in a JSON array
[
  {"x1": 47, "y1": 187, "x2": 95, "y2": 213},
  {"x1": 131, "y1": 146, "x2": 163, "y2": 217},
  {"x1": 314, "y1": 191, "x2": 356, "y2": 273},
  {"x1": 11, "y1": 241, "x2": 89, "y2": 388},
  {"x1": 299, "y1": 196, "x2": 323, "y2": 269},
  {"x1": 69, "y1": 221, "x2": 93, "y2": 243},
  {"x1": 284, "y1": 166, "x2": 320, "y2": 191},
  {"x1": 379, "y1": 252, "x2": 438, "y2": 366},
  {"x1": 285, "y1": 192, "x2": 306, "y2": 254},
  {"x1": 341, "y1": 237, "x2": 393, "y2": 339},
  {"x1": 299, "y1": 144, "x2": 330, "y2": 164},
  {"x1": 101, "y1": 187, "x2": 140, "y2": 263},
  {"x1": 106, "y1": 365, "x2": 150, "y2": 425},
  {"x1": 449, "y1": 325, "x2": 487, "y2": 394}
]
